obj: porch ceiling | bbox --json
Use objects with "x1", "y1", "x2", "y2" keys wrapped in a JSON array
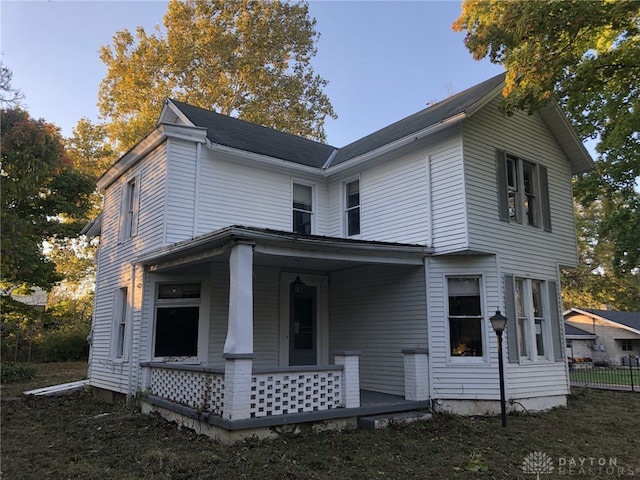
[{"x1": 136, "y1": 225, "x2": 432, "y2": 273}]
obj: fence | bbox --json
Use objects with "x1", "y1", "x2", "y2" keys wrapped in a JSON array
[{"x1": 569, "y1": 356, "x2": 639, "y2": 392}]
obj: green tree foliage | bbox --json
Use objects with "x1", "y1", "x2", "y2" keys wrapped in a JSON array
[
  {"x1": 67, "y1": 117, "x2": 117, "y2": 181},
  {"x1": 99, "y1": 0, "x2": 336, "y2": 152},
  {"x1": 1, "y1": 108, "x2": 95, "y2": 290},
  {"x1": 453, "y1": 0, "x2": 640, "y2": 273}
]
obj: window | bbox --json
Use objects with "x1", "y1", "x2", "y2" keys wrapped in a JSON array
[
  {"x1": 621, "y1": 340, "x2": 633, "y2": 352},
  {"x1": 120, "y1": 177, "x2": 139, "y2": 240},
  {"x1": 113, "y1": 287, "x2": 128, "y2": 359},
  {"x1": 515, "y1": 278, "x2": 548, "y2": 360},
  {"x1": 448, "y1": 277, "x2": 483, "y2": 357},
  {"x1": 292, "y1": 183, "x2": 313, "y2": 234},
  {"x1": 154, "y1": 283, "x2": 201, "y2": 358},
  {"x1": 496, "y1": 151, "x2": 551, "y2": 231},
  {"x1": 345, "y1": 179, "x2": 360, "y2": 236}
]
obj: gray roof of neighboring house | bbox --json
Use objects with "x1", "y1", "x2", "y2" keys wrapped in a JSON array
[
  {"x1": 167, "y1": 72, "x2": 507, "y2": 169},
  {"x1": 564, "y1": 323, "x2": 596, "y2": 337},
  {"x1": 581, "y1": 309, "x2": 640, "y2": 332}
]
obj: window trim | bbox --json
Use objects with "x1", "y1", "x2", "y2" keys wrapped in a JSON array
[
  {"x1": 119, "y1": 175, "x2": 140, "y2": 242},
  {"x1": 445, "y1": 275, "x2": 488, "y2": 363},
  {"x1": 343, "y1": 176, "x2": 361, "y2": 238},
  {"x1": 496, "y1": 150, "x2": 551, "y2": 232},
  {"x1": 514, "y1": 277, "x2": 552, "y2": 363},
  {"x1": 292, "y1": 180, "x2": 316, "y2": 235},
  {"x1": 111, "y1": 287, "x2": 129, "y2": 361},
  {"x1": 152, "y1": 281, "x2": 203, "y2": 362}
]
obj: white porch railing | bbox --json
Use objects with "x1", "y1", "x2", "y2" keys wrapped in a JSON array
[
  {"x1": 143, "y1": 364, "x2": 225, "y2": 416},
  {"x1": 141, "y1": 352, "x2": 360, "y2": 421},
  {"x1": 249, "y1": 367, "x2": 342, "y2": 418}
]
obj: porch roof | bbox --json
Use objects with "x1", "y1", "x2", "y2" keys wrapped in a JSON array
[{"x1": 135, "y1": 225, "x2": 433, "y2": 272}]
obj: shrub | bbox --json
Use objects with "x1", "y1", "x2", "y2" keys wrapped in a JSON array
[
  {"x1": 1, "y1": 362, "x2": 36, "y2": 384},
  {"x1": 38, "y1": 325, "x2": 90, "y2": 362}
]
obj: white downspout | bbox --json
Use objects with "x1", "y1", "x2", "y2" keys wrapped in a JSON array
[
  {"x1": 425, "y1": 155, "x2": 433, "y2": 248},
  {"x1": 193, "y1": 142, "x2": 202, "y2": 237}
]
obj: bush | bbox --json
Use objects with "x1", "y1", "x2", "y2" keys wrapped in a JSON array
[
  {"x1": 1, "y1": 362, "x2": 36, "y2": 384},
  {"x1": 38, "y1": 326, "x2": 90, "y2": 362}
]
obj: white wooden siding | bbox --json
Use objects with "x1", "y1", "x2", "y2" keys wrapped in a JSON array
[
  {"x1": 329, "y1": 265, "x2": 427, "y2": 396},
  {"x1": 426, "y1": 255, "x2": 501, "y2": 400},
  {"x1": 463, "y1": 96, "x2": 578, "y2": 268},
  {"x1": 358, "y1": 152, "x2": 430, "y2": 244},
  {"x1": 89, "y1": 144, "x2": 168, "y2": 394},
  {"x1": 165, "y1": 139, "x2": 197, "y2": 243},
  {"x1": 195, "y1": 150, "x2": 298, "y2": 234},
  {"x1": 429, "y1": 135, "x2": 469, "y2": 252}
]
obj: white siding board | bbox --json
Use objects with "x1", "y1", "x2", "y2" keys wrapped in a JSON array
[{"x1": 329, "y1": 265, "x2": 427, "y2": 396}]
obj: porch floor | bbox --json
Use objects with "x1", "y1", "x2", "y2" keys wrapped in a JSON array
[{"x1": 145, "y1": 389, "x2": 432, "y2": 432}]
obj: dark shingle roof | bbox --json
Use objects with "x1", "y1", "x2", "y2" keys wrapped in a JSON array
[
  {"x1": 582, "y1": 309, "x2": 640, "y2": 331},
  {"x1": 331, "y1": 73, "x2": 506, "y2": 165},
  {"x1": 168, "y1": 72, "x2": 506, "y2": 169},
  {"x1": 564, "y1": 323, "x2": 596, "y2": 337},
  {"x1": 168, "y1": 99, "x2": 336, "y2": 168}
]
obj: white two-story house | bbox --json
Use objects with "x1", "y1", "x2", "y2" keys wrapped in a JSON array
[{"x1": 85, "y1": 73, "x2": 594, "y2": 442}]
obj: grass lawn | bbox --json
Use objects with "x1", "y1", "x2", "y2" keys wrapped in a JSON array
[
  {"x1": 2, "y1": 362, "x2": 639, "y2": 479},
  {"x1": 570, "y1": 368, "x2": 640, "y2": 387}
]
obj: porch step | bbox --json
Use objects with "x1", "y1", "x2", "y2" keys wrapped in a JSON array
[{"x1": 358, "y1": 410, "x2": 432, "y2": 430}]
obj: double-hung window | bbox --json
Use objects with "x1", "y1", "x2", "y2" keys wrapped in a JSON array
[
  {"x1": 154, "y1": 283, "x2": 201, "y2": 358},
  {"x1": 447, "y1": 277, "x2": 483, "y2": 357},
  {"x1": 345, "y1": 179, "x2": 360, "y2": 236},
  {"x1": 120, "y1": 177, "x2": 140, "y2": 240},
  {"x1": 515, "y1": 278, "x2": 548, "y2": 360},
  {"x1": 113, "y1": 287, "x2": 128, "y2": 359},
  {"x1": 292, "y1": 183, "x2": 313, "y2": 234},
  {"x1": 497, "y1": 151, "x2": 551, "y2": 232}
]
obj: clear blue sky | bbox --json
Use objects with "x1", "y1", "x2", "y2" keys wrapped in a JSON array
[{"x1": 1, "y1": 0, "x2": 504, "y2": 148}]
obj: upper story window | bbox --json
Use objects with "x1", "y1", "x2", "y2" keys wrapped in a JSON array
[
  {"x1": 515, "y1": 278, "x2": 549, "y2": 361},
  {"x1": 120, "y1": 177, "x2": 140, "y2": 241},
  {"x1": 345, "y1": 179, "x2": 360, "y2": 236},
  {"x1": 447, "y1": 277, "x2": 483, "y2": 357},
  {"x1": 292, "y1": 183, "x2": 313, "y2": 234},
  {"x1": 497, "y1": 150, "x2": 551, "y2": 232}
]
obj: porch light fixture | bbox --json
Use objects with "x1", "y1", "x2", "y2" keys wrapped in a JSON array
[
  {"x1": 490, "y1": 310, "x2": 508, "y2": 427},
  {"x1": 291, "y1": 275, "x2": 305, "y2": 295}
]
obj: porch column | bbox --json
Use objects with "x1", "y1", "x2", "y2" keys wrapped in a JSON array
[
  {"x1": 402, "y1": 348, "x2": 429, "y2": 401},
  {"x1": 222, "y1": 242, "x2": 254, "y2": 421},
  {"x1": 333, "y1": 351, "x2": 360, "y2": 408},
  {"x1": 224, "y1": 242, "x2": 254, "y2": 355}
]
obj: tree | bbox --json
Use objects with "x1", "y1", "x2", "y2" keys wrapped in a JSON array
[
  {"x1": 66, "y1": 118, "x2": 117, "y2": 180},
  {"x1": 0, "y1": 108, "x2": 95, "y2": 291},
  {"x1": 0, "y1": 63, "x2": 24, "y2": 107},
  {"x1": 99, "y1": 0, "x2": 336, "y2": 152},
  {"x1": 453, "y1": 0, "x2": 640, "y2": 273}
]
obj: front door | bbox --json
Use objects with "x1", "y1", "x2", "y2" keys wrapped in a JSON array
[{"x1": 289, "y1": 284, "x2": 317, "y2": 366}]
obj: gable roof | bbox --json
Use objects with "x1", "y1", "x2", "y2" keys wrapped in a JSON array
[
  {"x1": 565, "y1": 308, "x2": 640, "y2": 334},
  {"x1": 564, "y1": 323, "x2": 597, "y2": 338},
  {"x1": 165, "y1": 100, "x2": 336, "y2": 168},
  {"x1": 163, "y1": 72, "x2": 594, "y2": 174},
  {"x1": 330, "y1": 73, "x2": 505, "y2": 166}
]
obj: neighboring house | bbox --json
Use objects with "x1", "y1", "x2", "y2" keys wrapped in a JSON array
[
  {"x1": 11, "y1": 287, "x2": 48, "y2": 312},
  {"x1": 564, "y1": 308, "x2": 640, "y2": 365},
  {"x1": 85, "y1": 73, "x2": 594, "y2": 442},
  {"x1": 564, "y1": 323, "x2": 597, "y2": 361}
]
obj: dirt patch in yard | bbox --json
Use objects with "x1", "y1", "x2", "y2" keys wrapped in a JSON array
[{"x1": 1, "y1": 362, "x2": 639, "y2": 479}]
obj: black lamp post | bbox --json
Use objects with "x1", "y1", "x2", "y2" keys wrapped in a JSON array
[{"x1": 490, "y1": 310, "x2": 507, "y2": 427}]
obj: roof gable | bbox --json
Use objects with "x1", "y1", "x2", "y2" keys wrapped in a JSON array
[
  {"x1": 581, "y1": 308, "x2": 640, "y2": 331},
  {"x1": 164, "y1": 99, "x2": 336, "y2": 168}
]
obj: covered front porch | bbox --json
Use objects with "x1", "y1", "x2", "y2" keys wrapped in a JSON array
[{"x1": 134, "y1": 226, "x2": 432, "y2": 434}]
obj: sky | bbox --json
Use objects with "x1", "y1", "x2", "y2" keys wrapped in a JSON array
[{"x1": 0, "y1": 0, "x2": 505, "y2": 148}]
